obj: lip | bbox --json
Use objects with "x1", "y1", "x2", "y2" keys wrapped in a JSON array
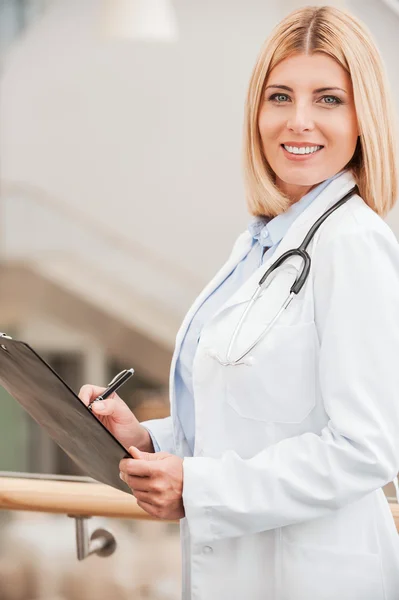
[{"x1": 281, "y1": 144, "x2": 324, "y2": 162}]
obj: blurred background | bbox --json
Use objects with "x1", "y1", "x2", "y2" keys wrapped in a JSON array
[{"x1": 0, "y1": 0, "x2": 399, "y2": 598}]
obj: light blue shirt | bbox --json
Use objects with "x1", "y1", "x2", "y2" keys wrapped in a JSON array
[{"x1": 151, "y1": 171, "x2": 345, "y2": 453}]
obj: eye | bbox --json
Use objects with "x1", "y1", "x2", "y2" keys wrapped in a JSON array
[
  {"x1": 268, "y1": 93, "x2": 290, "y2": 103},
  {"x1": 320, "y1": 95, "x2": 342, "y2": 105}
]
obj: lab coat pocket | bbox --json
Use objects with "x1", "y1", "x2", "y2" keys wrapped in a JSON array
[
  {"x1": 225, "y1": 322, "x2": 317, "y2": 423},
  {"x1": 281, "y1": 539, "x2": 384, "y2": 600}
]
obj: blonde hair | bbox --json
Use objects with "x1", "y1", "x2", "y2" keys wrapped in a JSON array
[{"x1": 243, "y1": 5, "x2": 398, "y2": 217}]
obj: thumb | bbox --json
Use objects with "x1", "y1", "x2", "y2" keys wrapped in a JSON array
[{"x1": 128, "y1": 446, "x2": 158, "y2": 461}]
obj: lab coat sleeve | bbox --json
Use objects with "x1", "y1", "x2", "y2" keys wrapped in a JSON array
[
  {"x1": 140, "y1": 416, "x2": 175, "y2": 454},
  {"x1": 182, "y1": 227, "x2": 399, "y2": 543}
]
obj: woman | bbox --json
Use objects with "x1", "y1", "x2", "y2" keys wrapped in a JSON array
[{"x1": 80, "y1": 6, "x2": 399, "y2": 599}]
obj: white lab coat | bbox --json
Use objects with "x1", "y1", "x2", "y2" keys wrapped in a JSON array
[{"x1": 143, "y1": 170, "x2": 399, "y2": 600}]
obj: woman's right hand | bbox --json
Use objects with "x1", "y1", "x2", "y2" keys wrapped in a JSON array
[{"x1": 78, "y1": 384, "x2": 153, "y2": 452}]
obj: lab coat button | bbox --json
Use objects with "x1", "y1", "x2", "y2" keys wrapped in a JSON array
[{"x1": 202, "y1": 546, "x2": 213, "y2": 555}]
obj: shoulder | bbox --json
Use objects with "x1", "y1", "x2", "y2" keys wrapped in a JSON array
[
  {"x1": 311, "y1": 194, "x2": 399, "y2": 295},
  {"x1": 314, "y1": 193, "x2": 399, "y2": 256}
]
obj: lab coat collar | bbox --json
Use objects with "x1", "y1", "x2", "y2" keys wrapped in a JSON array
[
  {"x1": 173, "y1": 232, "x2": 252, "y2": 352},
  {"x1": 174, "y1": 169, "x2": 357, "y2": 345},
  {"x1": 169, "y1": 226, "x2": 254, "y2": 450},
  {"x1": 169, "y1": 169, "x2": 357, "y2": 448},
  {"x1": 212, "y1": 169, "x2": 357, "y2": 315},
  {"x1": 248, "y1": 170, "x2": 346, "y2": 249}
]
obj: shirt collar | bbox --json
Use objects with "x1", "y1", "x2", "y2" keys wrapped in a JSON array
[{"x1": 248, "y1": 170, "x2": 347, "y2": 248}]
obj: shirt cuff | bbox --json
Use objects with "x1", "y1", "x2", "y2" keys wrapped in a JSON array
[
  {"x1": 141, "y1": 425, "x2": 161, "y2": 452},
  {"x1": 140, "y1": 416, "x2": 175, "y2": 454}
]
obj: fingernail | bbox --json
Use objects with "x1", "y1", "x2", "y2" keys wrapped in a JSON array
[
  {"x1": 119, "y1": 472, "x2": 124, "y2": 481},
  {"x1": 95, "y1": 403, "x2": 104, "y2": 411}
]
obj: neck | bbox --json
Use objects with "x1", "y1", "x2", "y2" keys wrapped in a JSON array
[{"x1": 275, "y1": 177, "x2": 318, "y2": 204}]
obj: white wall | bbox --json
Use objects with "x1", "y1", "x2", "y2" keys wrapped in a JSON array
[
  {"x1": 0, "y1": 0, "x2": 284, "y2": 287},
  {"x1": 345, "y1": 0, "x2": 399, "y2": 232},
  {"x1": 1, "y1": 0, "x2": 399, "y2": 329}
]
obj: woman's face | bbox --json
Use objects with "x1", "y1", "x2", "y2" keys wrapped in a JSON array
[{"x1": 258, "y1": 52, "x2": 359, "y2": 202}]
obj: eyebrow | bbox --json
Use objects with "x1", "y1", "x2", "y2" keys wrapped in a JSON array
[{"x1": 265, "y1": 84, "x2": 347, "y2": 94}]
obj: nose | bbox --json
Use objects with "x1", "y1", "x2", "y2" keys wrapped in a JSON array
[{"x1": 286, "y1": 103, "x2": 315, "y2": 133}]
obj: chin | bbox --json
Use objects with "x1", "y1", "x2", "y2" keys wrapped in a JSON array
[{"x1": 275, "y1": 167, "x2": 331, "y2": 187}]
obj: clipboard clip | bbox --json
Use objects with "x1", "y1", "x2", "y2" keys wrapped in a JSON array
[{"x1": 0, "y1": 332, "x2": 12, "y2": 352}]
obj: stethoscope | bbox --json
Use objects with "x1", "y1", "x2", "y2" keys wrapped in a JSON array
[{"x1": 213, "y1": 185, "x2": 358, "y2": 367}]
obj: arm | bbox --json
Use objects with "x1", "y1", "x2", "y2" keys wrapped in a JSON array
[{"x1": 182, "y1": 227, "x2": 399, "y2": 543}]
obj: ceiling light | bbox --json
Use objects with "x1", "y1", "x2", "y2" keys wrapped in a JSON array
[{"x1": 101, "y1": 0, "x2": 178, "y2": 42}]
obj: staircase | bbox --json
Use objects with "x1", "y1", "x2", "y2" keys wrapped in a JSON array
[{"x1": 0, "y1": 183, "x2": 202, "y2": 384}]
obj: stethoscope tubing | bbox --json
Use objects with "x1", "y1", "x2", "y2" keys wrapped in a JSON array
[
  {"x1": 258, "y1": 185, "x2": 358, "y2": 296},
  {"x1": 223, "y1": 185, "x2": 359, "y2": 365}
]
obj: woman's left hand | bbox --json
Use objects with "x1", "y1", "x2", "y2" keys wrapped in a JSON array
[{"x1": 119, "y1": 447, "x2": 185, "y2": 520}]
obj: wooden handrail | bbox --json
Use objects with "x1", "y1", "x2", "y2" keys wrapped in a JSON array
[
  {"x1": 0, "y1": 475, "x2": 398, "y2": 530},
  {"x1": 0, "y1": 476, "x2": 158, "y2": 520},
  {"x1": 390, "y1": 503, "x2": 399, "y2": 532}
]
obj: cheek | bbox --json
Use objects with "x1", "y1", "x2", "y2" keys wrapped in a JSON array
[
  {"x1": 329, "y1": 123, "x2": 358, "y2": 157},
  {"x1": 326, "y1": 108, "x2": 358, "y2": 148},
  {"x1": 258, "y1": 110, "x2": 280, "y2": 153}
]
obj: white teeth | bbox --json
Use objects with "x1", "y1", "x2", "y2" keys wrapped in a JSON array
[{"x1": 283, "y1": 145, "x2": 322, "y2": 155}]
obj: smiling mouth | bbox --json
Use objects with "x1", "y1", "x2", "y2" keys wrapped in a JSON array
[{"x1": 281, "y1": 144, "x2": 324, "y2": 156}]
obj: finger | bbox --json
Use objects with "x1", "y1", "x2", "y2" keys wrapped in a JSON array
[
  {"x1": 78, "y1": 385, "x2": 106, "y2": 406},
  {"x1": 120, "y1": 473, "x2": 154, "y2": 492},
  {"x1": 90, "y1": 395, "x2": 118, "y2": 416},
  {"x1": 128, "y1": 446, "x2": 158, "y2": 461},
  {"x1": 119, "y1": 473, "x2": 154, "y2": 499},
  {"x1": 136, "y1": 498, "x2": 161, "y2": 519},
  {"x1": 128, "y1": 446, "x2": 170, "y2": 461},
  {"x1": 131, "y1": 489, "x2": 153, "y2": 504},
  {"x1": 119, "y1": 458, "x2": 152, "y2": 478}
]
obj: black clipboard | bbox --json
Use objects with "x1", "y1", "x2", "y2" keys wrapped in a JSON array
[{"x1": 0, "y1": 334, "x2": 132, "y2": 494}]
